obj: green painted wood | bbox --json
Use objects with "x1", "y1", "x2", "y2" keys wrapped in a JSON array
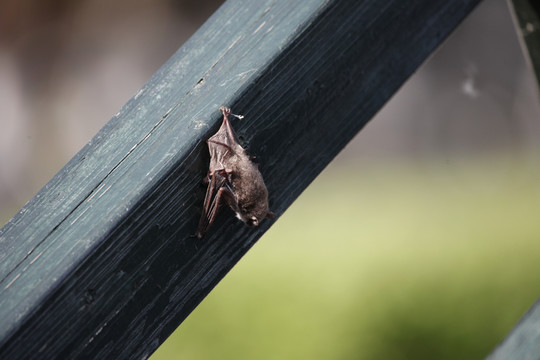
[
  {"x1": 509, "y1": 0, "x2": 540, "y2": 94},
  {"x1": 0, "y1": 0, "x2": 482, "y2": 358}
]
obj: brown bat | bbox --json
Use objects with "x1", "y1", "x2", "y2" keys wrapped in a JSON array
[{"x1": 196, "y1": 106, "x2": 274, "y2": 238}]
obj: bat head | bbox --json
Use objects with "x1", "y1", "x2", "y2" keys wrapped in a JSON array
[{"x1": 235, "y1": 205, "x2": 274, "y2": 227}]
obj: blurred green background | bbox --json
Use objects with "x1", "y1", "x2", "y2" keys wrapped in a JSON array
[
  {"x1": 1, "y1": 0, "x2": 540, "y2": 358},
  {"x1": 149, "y1": 0, "x2": 540, "y2": 358},
  {"x1": 151, "y1": 154, "x2": 540, "y2": 360}
]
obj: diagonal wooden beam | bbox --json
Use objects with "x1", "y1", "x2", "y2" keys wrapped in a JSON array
[{"x1": 0, "y1": 0, "x2": 482, "y2": 358}]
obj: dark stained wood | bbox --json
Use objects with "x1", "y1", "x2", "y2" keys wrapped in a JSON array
[{"x1": 0, "y1": 0, "x2": 482, "y2": 358}]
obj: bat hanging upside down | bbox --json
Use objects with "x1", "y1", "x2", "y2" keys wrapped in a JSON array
[{"x1": 196, "y1": 106, "x2": 274, "y2": 238}]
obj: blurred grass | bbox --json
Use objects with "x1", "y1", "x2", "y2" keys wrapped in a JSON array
[{"x1": 156, "y1": 153, "x2": 539, "y2": 359}]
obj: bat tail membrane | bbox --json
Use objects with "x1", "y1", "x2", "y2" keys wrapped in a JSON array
[{"x1": 218, "y1": 106, "x2": 241, "y2": 144}]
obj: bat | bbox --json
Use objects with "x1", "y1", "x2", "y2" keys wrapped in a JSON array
[{"x1": 196, "y1": 106, "x2": 274, "y2": 238}]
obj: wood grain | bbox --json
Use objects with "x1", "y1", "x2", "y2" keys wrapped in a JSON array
[{"x1": 0, "y1": 0, "x2": 481, "y2": 358}]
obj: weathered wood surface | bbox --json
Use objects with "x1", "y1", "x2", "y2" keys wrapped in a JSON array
[{"x1": 0, "y1": 0, "x2": 481, "y2": 358}]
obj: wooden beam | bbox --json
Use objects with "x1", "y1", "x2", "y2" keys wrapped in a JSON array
[{"x1": 0, "y1": 0, "x2": 482, "y2": 358}]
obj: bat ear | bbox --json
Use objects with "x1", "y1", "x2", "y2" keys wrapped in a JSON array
[{"x1": 266, "y1": 211, "x2": 275, "y2": 219}]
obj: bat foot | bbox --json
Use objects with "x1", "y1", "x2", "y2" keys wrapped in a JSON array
[
  {"x1": 219, "y1": 106, "x2": 231, "y2": 118},
  {"x1": 219, "y1": 106, "x2": 243, "y2": 120}
]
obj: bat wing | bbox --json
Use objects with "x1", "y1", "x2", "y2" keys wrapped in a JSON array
[
  {"x1": 207, "y1": 116, "x2": 241, "y2": 168},
  {"x1": 196, "y1": 107, "x2": 243, "y2": 238},
  {"x1": 196, "y1": 170, "x2": 236, "y2": 238},
  {"x1": 208, "y1": 117, "x2": 239, "y2": 147}
]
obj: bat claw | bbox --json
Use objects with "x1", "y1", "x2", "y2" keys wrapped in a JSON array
[{"x1": 219, "y1": 106, "x2": 231, "y2": 117}]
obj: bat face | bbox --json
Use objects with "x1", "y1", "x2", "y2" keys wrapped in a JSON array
[{"x1": 196, "y1": 107, "x2": 274, "y2": 238}]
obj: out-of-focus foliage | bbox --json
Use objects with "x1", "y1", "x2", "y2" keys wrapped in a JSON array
[{"x1": 152, "y1": 154, "x2": 540, "y2": 359}]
